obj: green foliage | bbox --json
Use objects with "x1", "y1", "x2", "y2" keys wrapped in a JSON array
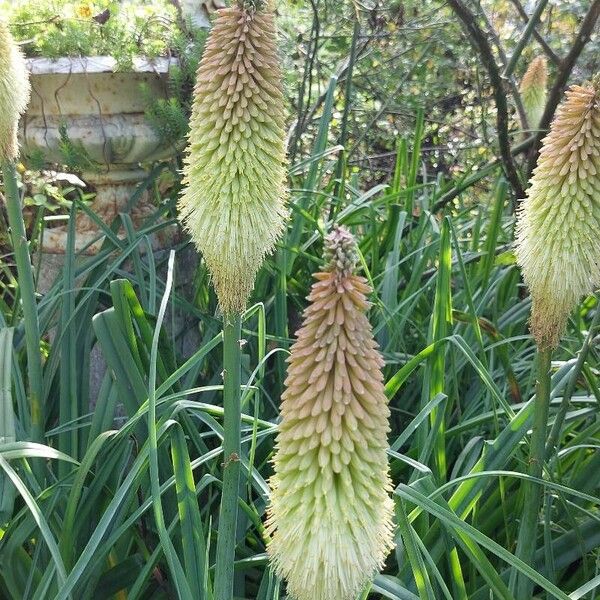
[
  {"x1": 25, "y1": 148, "x2": 46, "y2": 172},
  {"x1": 142, "y1": 27, "x2": 207, "y2": 146},
  {"x1": 4, "y1": 0, "x2": 180, "y2": 66},
  {"x1": 1, "y1": 107, "x2": 599, "y2": 598},
  {"x1": 144, "y1": 95, "x2": 189, "y2": 146},
  {"x1": 57, "y1": 123, "x2": 99, "y2": 173}
]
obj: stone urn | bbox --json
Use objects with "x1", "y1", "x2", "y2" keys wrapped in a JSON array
[{"x1": 20, "y1": 56, "x2": 180, "y2": 256}]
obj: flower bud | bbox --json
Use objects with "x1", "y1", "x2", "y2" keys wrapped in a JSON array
[
  {"x1": 266, "y1": 227, "x2": 394, "y2": 600},
  {"x1": 516, "y1": 79, "x2": 600, "y2": 348},
  {"x1": 178, "y1": 2, "x2": 287, "y2": 315},
  {"x1": 520, "y1": 56, "x2": 548, "y2": 129}
]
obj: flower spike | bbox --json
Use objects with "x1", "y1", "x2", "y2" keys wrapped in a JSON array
[
  {"x1": 178, "y1": 3, "x2": 287, "y2": 315},
  {"x1": 266, "y1": 226, "x2": 394, "y2": 600},
  {"x1": 516, "y1": 79, "x2": 600, "y2": 348}
]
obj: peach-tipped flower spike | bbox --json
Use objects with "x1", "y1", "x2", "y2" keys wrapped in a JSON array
[
  {"x1": 520, "y1": 56, "x2": 548, "y2": 129},
  {"x1": 516, "y1": 79, "x2": 600, "y2": 349},
  {"x1": 266, "y1": 226, "x2": 394, "y2": 600},
  {"x1": 0, "y1": 20, "x2": 30, "y2": 162},
  {"x1": 178, "y1": 0, "x2": 287, "y2": 315}
]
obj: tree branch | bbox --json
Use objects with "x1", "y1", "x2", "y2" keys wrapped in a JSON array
[
  {"x1": 526, "y1": 0, "x2": 600, "y2": 176},
  {"x1": 508, "y1": 0, "x2": 560, "y2": 66},
  {"x1": 503, "y1": 0, "x2": 551, "y2": 78},
  {"x1": 445, "y1": 0, "x2": 525, "y2": 200},
  {"x1": 475, "y1": 4, "x2": 529, "y2": 132}
]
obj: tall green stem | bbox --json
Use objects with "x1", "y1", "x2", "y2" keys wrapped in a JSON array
[
  {"x1": 512, "y1": 346, "x2": 552, "y2": 597},
  {"x1": 2, "y1": 161, "x2": 43, "y2": 446},
  {"x1": 215, "y1": 313, "x2": 242, "y2": 600}
]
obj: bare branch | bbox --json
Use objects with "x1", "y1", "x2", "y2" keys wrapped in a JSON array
[
  {"x1": 286, "y1": 38, "x2": 370, "y2": 153},
  {"x1": 445, "y1": 0, "x2": 525, "y2": 200},
  {"x1": 508, "y1": 0, "x2": 560, "y2": 66},
  {"x1": 347, "y1": 41, "x2": 432, "y2": 157}
]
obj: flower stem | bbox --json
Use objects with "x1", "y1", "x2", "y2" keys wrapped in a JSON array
[
  {"x1": 215, "y1": 313, "x2": 242, "y2": 599},
  {"x1": 513, "y1": 345, "x2": 552, "y2": 597},
  {"x1": 1, "y1": 161, "x2": 43, "y2": 448}
]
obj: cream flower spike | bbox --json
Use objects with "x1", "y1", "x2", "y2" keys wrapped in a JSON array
[
  {"x1": 0, "y1": 20, "x2": 30, "y2": 162},
  {"x1": 520, "y1": 55, "x2": 548, "y2": 129},
  {"x1": 516, "y1": 78, "x2": 600, "y2": 348},
  {"x1": 178, "y1": 0, "x2": 287, "y2": 315},
  {"x1": 266, "y1": 226, "x2": 394, "y2": 600}
]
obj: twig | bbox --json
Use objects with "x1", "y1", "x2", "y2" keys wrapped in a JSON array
[
  {"x1": 432, "y1": 135, "x2": 535, "y2": 212},
  {"x1": 305, "y1": 0, "x2": 320, "y2": 125},
  {"x1": 348, "y1": 41, "x2": 432, "y2": 157},
  {"x1": 445, "y1": 0, "x2": 525, "y2": 200},
  {"x1": 288, "y1": 0, "x2": 320, "y2": 161},
  {"x1": 333, "y1": 17, "x2": 360, "y2": 198},
  {"x1": 286, "y1": 38, "x2": 370, "y2": 153},
  {"x1": 10, "y1": 15, "x2": 60, "y2": 27}
]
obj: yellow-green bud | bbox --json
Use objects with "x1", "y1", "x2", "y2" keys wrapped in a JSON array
[
  {"x1": 520, "y1": 56, "x2": 548, "y2": 129},
  {"x1": 516, "y1": 79, "x2": 600, "y2": 348},
  {"x1": 0, "y1": 20, "x2": 30, "y2": 162},
  {"x1": 266, "y1": 227, "x2": 394, "y2": 600},
  {"x1": 178, "y1": 4, "x2": 287, "y2": 315}
]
